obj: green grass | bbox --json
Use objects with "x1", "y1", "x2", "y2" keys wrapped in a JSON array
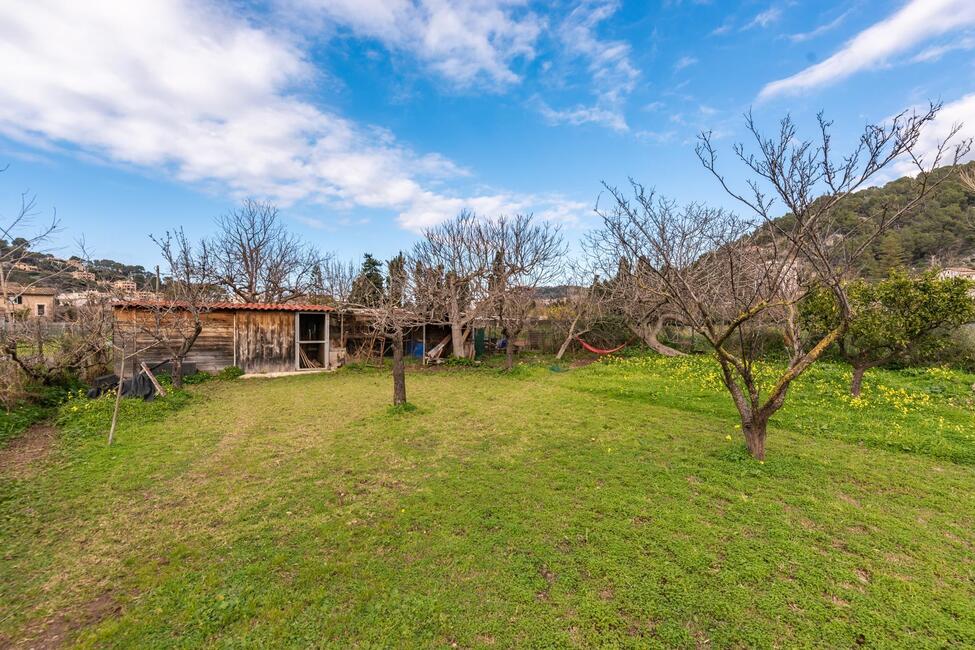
[
  {"x1": 0, "y1": 401, "x2": 51, "y2": 447},
  {"x1": 1, "y1": 356, "x2": 974, "y2": 648}
]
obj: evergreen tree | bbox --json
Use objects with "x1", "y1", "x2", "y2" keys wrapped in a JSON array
[{"x1": 349, "y1": 253, "x2": 385, "y2": 306}]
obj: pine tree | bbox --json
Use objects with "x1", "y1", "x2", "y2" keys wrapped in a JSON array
[{"x1": 349, "y1": 253, "x2": 385, "y2": 306}]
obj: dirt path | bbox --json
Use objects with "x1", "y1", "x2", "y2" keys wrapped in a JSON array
[{"x1": 0, "y1": 422, "x2": 57, "y2": 480}]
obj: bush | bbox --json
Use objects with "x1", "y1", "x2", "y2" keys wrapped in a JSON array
[
  {"x1": 216, "y1": 366, "x2": 244, "y2": 381},
  {"x1": 944, "y1": 324, "x2": 975, "y2": 372},
  {"x1": 181, "y1": 370, "x2": 213, "y2": 385}
]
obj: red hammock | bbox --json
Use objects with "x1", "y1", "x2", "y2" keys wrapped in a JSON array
[{"x1": 576, "y1": 337, "x2": 628, "y2": 355}]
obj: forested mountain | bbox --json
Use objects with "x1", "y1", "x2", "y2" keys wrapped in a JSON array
[
  {"x1": 767, "y1": 161, "x2": 975, "y2": 278},
  {"x1": 856, "y1": 161, "x2": 974, "y2": 275}
]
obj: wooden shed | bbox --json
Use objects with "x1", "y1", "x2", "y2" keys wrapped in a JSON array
[{"x1": 113, "y1": 301, "x2": 336, "y2": 376}]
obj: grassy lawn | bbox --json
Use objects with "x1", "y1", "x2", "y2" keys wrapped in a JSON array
[{"x1": 1, "y1": 356, "x2": 974, "y2": 647}]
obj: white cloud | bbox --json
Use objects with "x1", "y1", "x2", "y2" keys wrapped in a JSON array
[
  {"x1": 889, "y1": 94, "x2": 975, "y2": 178},
  {"x1": 743, "y1": 7, "x2": 782, "y2": 31},
  {"x1": 911, "y1": 33, "x2": 975, "y2": 62},
  {"x1": 759, "y1": 0, "x2": 975, "y2": 100},
  {"x1": 536, "y1": 0, "x2": 639, "y2": 132},
  {"x1": 786, "y1": 9, "x2": 852, "y2": 43},
  {"x1": 396, "y1": 192, "x2": 589, "y2": 230},
  {"x1": 535, "y1": 101, "x2": 628, "y2": 132},
  {"x1": 634, "y1": 129, "x2": 677, "y2": 144},
  {"x1": 710, "y1": 21, "x2": 733, "y2": 36},
  {"x1": 0, "y1": 0, "x2": 588, "y2": 233},
  {"x1": 290, "y1": 0, "x2": 543, "y2": 88},
  {"x1": 674, "y1": 56, "x2": 699, "y2": 72}
]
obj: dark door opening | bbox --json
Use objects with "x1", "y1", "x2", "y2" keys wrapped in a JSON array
[{"x1": 297, "y1": 313, "x2": 327, "y2": 369}]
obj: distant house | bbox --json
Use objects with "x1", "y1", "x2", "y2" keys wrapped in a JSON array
[
  {"x1": 2, "y1": 284, "x2": 57, "y2": 319},
  {"x1": 939, "y1": 267, "x2": 975, "y2": 297},
  {"x1": 71, "y1": 270, "x2": 96, "y2": 282},
  {"x1": 112, "y1": 279, "x2": 138, "y2": 293},
  {"x1": 12, "y1": 262, "x2": 39, "y2": 272},
  {"x1": 59, "y1": 290, "x2": 111, "y2": 308},
  {"x1": 113, "y1": 301, "x2": 337, "y2": 376},
  {"x1": 939, "y1": 267, "x2": 975, "y2": 281}
]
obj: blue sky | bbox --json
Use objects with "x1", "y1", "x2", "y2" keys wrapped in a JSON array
[{"x1": 0, "y1": 0, "x2": 973, "y2": 268}]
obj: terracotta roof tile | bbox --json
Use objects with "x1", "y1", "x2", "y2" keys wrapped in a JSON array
[{"x1": 114, "y1": 300, "x2": 333, "y2": 312}]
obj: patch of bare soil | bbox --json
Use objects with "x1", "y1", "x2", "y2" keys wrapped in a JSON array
[
  {"x1": 0, "y1": 423, "x2": 57, "y2": 480},
  {"x1": 3, "y1": 592, "x2": 122, "y2": 650}
]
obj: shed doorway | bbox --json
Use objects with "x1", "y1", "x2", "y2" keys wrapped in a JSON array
[{"x1": 296, "y1": 312, "x2": 329, "y2": 369}]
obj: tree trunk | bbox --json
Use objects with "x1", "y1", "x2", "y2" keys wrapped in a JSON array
[
  {"x1": 505, "y1": 339, "x2": 515, "y2": 370},
  {"x1": 450, "y1": 322, "x2": 466, "y2": 359},
  {"x1": 555, "y1": 317, "x2": 581, "y2": 360},
  {"x1": 742, "y1": 416, "x2": 768, "y2": 460},
  {"x1": 448, "y1": 292, "x2": 466, "y2": 358},
  {"x1": 392, "y1": 329, "x2": 407, "y2": 406},
  {"x1": 850, "y1": 364, "x2": 867, "y2": 397},
  {"x1": 172, "y1": 358, "x2": 183, "y2": 389},
  {"x1": 34, "y1": 318, "x2": 43, "y2": 357},
  {"x1": 629, "y1": 320, "x2": 683, "y2": 357}
]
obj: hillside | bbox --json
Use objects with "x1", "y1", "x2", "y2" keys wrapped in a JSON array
[
  {"x1": 767, "y1": 161, "x2": 975, "y2": 277},
  {"x1": 0, "y1": 244, "x2": 155, "y2": 293}
]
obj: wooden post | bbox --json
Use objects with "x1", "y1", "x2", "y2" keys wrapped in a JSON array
[
  {"x1": 108, "y1": 343, "x2": 126, "y2": 446},
  {"x1": 294, "y1": 312, "x2": 300, "y2": 370},
  {"x1": 324, "y1": 312, "x2": 331, "y2": 369},
  {"x1": 140, "y1": 362, "x2": 166, "y2": 397}
]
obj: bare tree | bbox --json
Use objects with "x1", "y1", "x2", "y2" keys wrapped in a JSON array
[
  {"x1": 137, "y1": 229, "x2": 215, "y2": 388},
  {"x1": 960, "y1": 167, "x2": 975, "y2": 192},
  {"x1": 0, "y1": 170, "x2": 63, "y2": 310},
  {"x1": 485, "y1": 214, "x2": 565, "y2": 369},
  {"x1": 604, "y1": 257, "x2": 684, "y2": 357},
  {"x1": 594, "y1": 105, "x2": 969, "y2": 459},
  {"x1": 208, "y1": 199, "x2": 325, "y2": 303},
  {"x1": 319, "y1": 257, "x2": 359, "y2": 306},
  {"x1": 5, "y1": 294, "x2": 115, "y2": 387},
  {"x1": 0, "y1": 171, "x2": 111, "y2": 394},
  {"x1": 412, "y1": 211, "x2": 493, "y2": 358},
  {"x1": 354, "y1": 253, "x2": 426, "y2": 406},
  {"x1": 552, "y1": 279, "x2": 605, "y2": 360}
]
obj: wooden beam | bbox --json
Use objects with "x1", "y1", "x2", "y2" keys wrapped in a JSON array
[
  {"x1": 325, "y1": 312, "x2": 331, "y2": 369},
  {"x1": 140, "y1": 361, "x2": 167, "y2": 397}
]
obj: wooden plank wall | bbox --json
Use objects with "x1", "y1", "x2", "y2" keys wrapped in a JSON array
[
  {"x1": 113, "y1": 308, "x2": 235, "y2": 376},
  {"x1": 233, "y1": 310, "x2": 296, "y2": 374}
]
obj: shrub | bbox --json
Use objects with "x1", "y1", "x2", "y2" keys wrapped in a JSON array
[
  {"x1": 181, "y1": 370, "x2": 213, "y2": 385},
  {"x1": 216, "y1": 366, "x2": 244, "y2": 381}
]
